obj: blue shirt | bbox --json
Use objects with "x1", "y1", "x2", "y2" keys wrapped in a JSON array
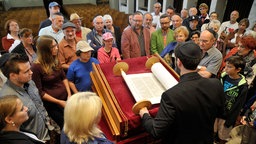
[{"x1": 67, "y1": 58, "x2": 99, "y2": 91}]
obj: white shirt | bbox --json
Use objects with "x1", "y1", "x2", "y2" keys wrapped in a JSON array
[{"x1": 38, "y1": 25, "x2": 64, "y2": 43}]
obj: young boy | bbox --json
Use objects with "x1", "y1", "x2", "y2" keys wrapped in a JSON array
[{"x1": 215, "y1": 56, "x2": 248, "y2": 143}]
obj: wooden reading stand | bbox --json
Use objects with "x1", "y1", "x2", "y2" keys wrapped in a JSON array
[{"x1": 90, "y1": 54, "x2": 179, "y2": 142}]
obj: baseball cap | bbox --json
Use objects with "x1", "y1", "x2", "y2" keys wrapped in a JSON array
[
  {"x1": 102, "y1": 32, "x2": 114, "y2": 41},
  {"x1": 76, "y1": 41, "x2": 94, "y2": 52},
  {"x1": 62, "y1": 22, "x2": 76, "y2": 30},
  {"x1": 49, "y1": 2, "x2": 60, "y2": 8},
  {"x1": 70, "y1": 13, "x2": 83, "y2": 21},
  {"x1": 189, "y1": 15, "x2": 199, "y2": 21}
]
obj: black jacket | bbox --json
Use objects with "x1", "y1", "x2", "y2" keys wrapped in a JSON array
[
  {"x1": 0, "y1": 131, "x2": 44, "y2": 144},
  {"x1": 142, "y1": 72, "x2": 225, "y2": 144}
]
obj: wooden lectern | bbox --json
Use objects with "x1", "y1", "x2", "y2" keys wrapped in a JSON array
[{"x1": 90, "y1": 54, "x2": 179, "y2": 142}]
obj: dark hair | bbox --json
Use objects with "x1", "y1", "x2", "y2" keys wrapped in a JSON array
[
  {"x1": 1, "y1": 53, "x2": 29, "y2": 79},
  {"x1": 210, "y1": 11, "x2": 218, "y2": 18},
  {"x1": 160, "y1": 14, "x2": 170, "y2": 20},
  {"x1": 18, "y1": 28, "x2": 32, "y2": 38},
  {"x1": 133, "y1": 11, "x2": 143, "y2": 17},
  {"x1": 225, "y1": 56, "x2": 245, "y2": 74},
  {"x1": 190, "y1": 30, "x2": 201, "y2": 38},
  {"x1": 206, "y1": 28, "x2": 218, "y2": 40},
  {"x1": 239, "y1": 18, "x2": 250, "y2": 28},
  {"x1": 166, "y1": 5, "x2": 176, "y2": 12},
  {"x1": 4, "y1": 19, "x2": 19, "y2": 34},
  {"x1": 76, "y1": 50, "x2": 82, "y2": 56},
  {"x1": 174, "y1": 42, "x2": 202, "y2": 70}
]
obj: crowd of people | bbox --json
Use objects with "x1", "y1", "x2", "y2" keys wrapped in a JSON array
[{"x1": 0, "y1": 1, "x2": 256, "y2": 144}]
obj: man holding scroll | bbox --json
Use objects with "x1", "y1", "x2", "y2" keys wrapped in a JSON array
[{"x1": 139, "y1": 41, "x2": 225, "y2": 144}]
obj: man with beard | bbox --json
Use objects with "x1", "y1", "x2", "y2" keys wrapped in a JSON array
[
  {"x1": 143, "y1": 12, "x2": 156, "y2": 35},
  {"x1": 151, "y1": 14, "x2": 175, "y2": 54},
  {"x1": 38, "y1": 12, "x2": 64, "y2": 43},
  {"x1": 121, "y1": 12, "x2": 151, "y2": 59},
  {"x1": 58, "y1": 22, "x2": 81, "y2": 70}
]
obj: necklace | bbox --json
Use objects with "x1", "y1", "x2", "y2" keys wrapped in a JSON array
[{"x1": 104, "y1": 47, "x2": 111, "y2": 54}]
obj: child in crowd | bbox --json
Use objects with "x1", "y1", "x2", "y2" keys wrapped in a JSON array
[{"x1": 215, "y1": 56, "x2": 248, "y2": 143}]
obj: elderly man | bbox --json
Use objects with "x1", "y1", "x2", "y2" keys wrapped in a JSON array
[
  {"x1": 86, "y1": 15, "x2": 113, "y2": 58},
  {"x1": 151, "y1": 14, "x2": 175, "y2": 54},
  {"x1": 151, "y1": 2, "x2": 163, "y2": 28},
  {"x1": 70, "y1": 13, "x2": 91, "y2": 41},
  {"x1": 39, "y1": 2, "x2": 60, "y2": 30},
  {"x1": 38, "y1": 12, "x2": 64, "y2": 43},
  {"x1": 180, "y1": 8, "x2": 189, "y2": 20},
  {"x1": 143, "y1": 12, "x2": 156, "y2": 35},
  {"x1": 219, "y1": 10, "x2": 239, "y2": 39},
  {"x1": 171, "y1": 14, "x2": 182, "y2": 30},
  {"x1": 121, "y1": 12, "x2": 150, "y2": 59},
  {"x1": 58, "y1": 22, "x2": 81, "y2": 70},
  {"x1": 198, "y1": 29, "x2": 223, "y2": 78},
  {"x1": 0, "y1": 53, "x2": 51, "y2": 141}
]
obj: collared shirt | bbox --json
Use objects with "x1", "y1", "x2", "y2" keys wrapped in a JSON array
[
  {"x1": 0, "y1": 80, "x2": 50, "y2": 141},
  {"x1": 199, "y1": 46, "x2": 223, "y2": 76},
  {"x1": 38, "y1": 25, "x2": 64, "y2": 43},
  {"x1": 133, "y1": 27, "x2": 146, "y2": 56},
  {"x1": 6, "y1": 33, "x2": 21, "y2": 52},
  {"x1": 58, "y1": 37, "x2": 81, "y2": 66}
]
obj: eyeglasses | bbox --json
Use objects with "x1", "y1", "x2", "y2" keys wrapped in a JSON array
[
  {"x1": 133, "y1": 19, "x2": 142, "y2": 23},
  {"x1": 199, "y1": 39, "x2": 210, "y2": 43},
  {"x1": 160, "y1": 21, "x2": 170, "y2": 25}
]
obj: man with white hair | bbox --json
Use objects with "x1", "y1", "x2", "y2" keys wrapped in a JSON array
[
  {"x1": 38, "y1": 12, "x2": 64, "y2": 43},
  {"x1": 143, "y1": 12, "x2": 156, "y2": 35},
  {"x1": 171, "y1": 14, "x2": 183, "y2": 30},
  {"x1": 151, "y1": 2, "x2": 163, "y2": 28},
  {"x1": 86, "y1": 15, "x2": 114, "y2": 58}
]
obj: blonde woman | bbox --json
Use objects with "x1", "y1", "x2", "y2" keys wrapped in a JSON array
[
  {"x1": 31, "y1": 35, "x2": 71, "y2": 128},
  {"x1": 160, "y1": 26, "x2": 189, "y2": 69},
  {"x1": 61, "y1": 92, "x2": 113, "y2": 144}
]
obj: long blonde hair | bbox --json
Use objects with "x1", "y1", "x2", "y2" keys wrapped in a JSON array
[
  {"x1": 63, "y1": 92, "x2": 103, "y2": 144},
  {"x1": 35, "y1": 35, "x2": 60, "y2": 74}
]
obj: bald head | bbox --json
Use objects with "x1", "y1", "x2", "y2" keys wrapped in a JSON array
[
  {"x1": 189, "y1": 7, "x2": 198, "y2": 16},
  {"x1": 171, "y1": 15, "x2": 182, "y2": 29}
]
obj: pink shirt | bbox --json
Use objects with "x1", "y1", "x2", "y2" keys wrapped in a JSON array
[{"x1": 97, "y1": 47, "x2": 121, "y2": 63}]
